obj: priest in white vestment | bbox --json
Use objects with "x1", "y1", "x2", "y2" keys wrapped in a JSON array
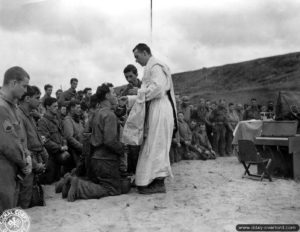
[{"x1": 121, "y1": 43, "x2": 177, "y2": 194}]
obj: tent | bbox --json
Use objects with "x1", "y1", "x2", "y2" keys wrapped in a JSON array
[{"x1": 275, "y1": 90, "x2": 300, "y2": 121}]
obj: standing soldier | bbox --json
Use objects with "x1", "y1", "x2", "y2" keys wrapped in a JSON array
[
  {"x1": 41, "y1": 84, "x2": 53, "y2": 106},
  {"x1": 120, "y1": 64, "x2": 142, "y2": 97},
  {"x1": 0, "y1": 66, "x2": 32, "y2": 213},
  {"x1": 58, "y1": 78, "x2": 78, "y2": 107},
  {"x1": 119, "y1": 64, "x2": 142, "y2": 176},
  {"x1": 17, "y1": 85, "x2": 48, "y2": 208},
  {"x1": 243, "y1": 98, "x2": 260, "y2": 120},
  {"x1": 180, "y1": 96, "x2": 192, "y2": 123},
  {"x1": 209, "y1": 99, "x2": 228, "y2": 157},
  {"x1": 235, "y1": 103, "x2": 244, "y2": 121}
]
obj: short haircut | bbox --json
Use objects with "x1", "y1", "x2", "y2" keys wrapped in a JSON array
[
  {"x1": 96, "y1": 83, "x2": 113, "y2": 103},
  {"x1": 123, "y1": 64, "x2": 138, "y2": 75},
  {"x1": 44, "y1": 84, "x2": 53, "y2": 91},
  {"x1": 83, "y1": 87, "x2": 92, "y2": 94},
  {"x1": 44, "y1": 97, "x2": 57, "y2": 108},
  {"x1": 80, "y1": 101, "x2": 88, "y2": 111},
  {"x1": 228, "y1": 102, "x2": 234, "y2": 107},
  {"x1": 89, "y1": 94, "x2": 99, "y2": 109},
  {"x1": 251, "y1": 98, "x2": 257, "y2": 101},
  {"x1": 56, "y1": 89, "x2": 62, "y2": 94},
  {"x1": 20, "y1": 85, "x2": 41, "y2": 102},
  {"x1": 66, "y1": 99, "x2": 80, "y2": 112},
  {"x1": 3, "y1": 66, "x2": 30, "y2": 86},
  {"x1": 133, "y1": 43, "x2": 151, "y2": 55},
  {"x1": 70, "y1": 78, "x2": 78, "y2": 84}
]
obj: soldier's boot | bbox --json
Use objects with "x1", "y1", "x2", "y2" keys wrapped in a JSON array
[
  {"x1": 55, "y1": 178, "x2": 65, "y2": 193},
  {"x1": 61, "y1": 173, "x2": 72, "y2": 198},
  {"x1": 67, "y1": 176, "x2": 79, "y2": 202}
]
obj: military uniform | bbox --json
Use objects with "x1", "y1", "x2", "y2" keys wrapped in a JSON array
[
  {"x1": 243, "y1": 106, "x2": 260, "y2": 120},
  {"x1": 63, "y1": 115, "x2": 84, "y2": 165},
  {"x1": 58, "y1": 88, "x2": 76, "y2": 107},
  {"x1": 209, "y1": 105, "x2": 228, "y2": 156},
  {"x1": 0, "y1": 93, "x2": 28, "y2": 213},
  {"x1": 178, "y1": 119, "x2": 198, "y2": 160},
  {"x1": 192, "y1": 105, "x2": 209, "y2": 124},
  {"x1": 169, "y1": 131, "x2": 181, "y2": 164},
  {"x1": 191, "y1": 130, "x2": 215, "y2": 159},
  {"x1": 236, "y1": 109, "x2": 244, "y2": 122},
  {"x1": 38, "y1": 113, "x2": 72, "y2": 184},
  {"x1": 17, "y1": 105, "x2": 48, "y2": 208},
  {"x1": 69, "y1": 102, "x2": 123, "y2": 201},
  {"x1": 180, "y1": 104, "x2": 192, "y2": 123}
]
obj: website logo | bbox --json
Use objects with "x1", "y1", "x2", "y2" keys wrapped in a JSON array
[{"x1": 0, "y1": 208, "x2": 30, "y2": 232}]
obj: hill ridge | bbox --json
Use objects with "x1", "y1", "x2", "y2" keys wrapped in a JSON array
[{"x1": 172, "y1": 51, "x2": 300, "y2": 104}]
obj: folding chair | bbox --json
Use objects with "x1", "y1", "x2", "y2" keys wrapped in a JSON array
[{"x1": 238, "y1": 140, "x2": 272, "y2": 181}]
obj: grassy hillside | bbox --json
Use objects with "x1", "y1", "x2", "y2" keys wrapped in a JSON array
[
  {"x1": 172, "y1": 52, "x2": 300, "y2": 105},
  {"x1": 116, "y1": 52, "x2": 300, "y2": 106}
]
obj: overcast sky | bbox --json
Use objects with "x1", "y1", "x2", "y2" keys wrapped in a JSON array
[{"x1": 0, "y1": 0, "x2": 299, "y2": 93}]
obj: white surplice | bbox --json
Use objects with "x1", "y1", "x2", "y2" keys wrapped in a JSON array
[{"x1": 127, "y1": 57, "x2": 177, "y2": 186}]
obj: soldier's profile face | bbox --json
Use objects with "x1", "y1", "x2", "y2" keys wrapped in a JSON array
[
  {"x1": 108, "y1": 87, "x2": 118, "y2": 106},
  {"x1": 74, "y1": 104, "x2": 81, "y2": 115},
  {"x1": 13, "y1": 77, "x2": 29, "y2": 99},
  {"x1": 124, "y1": 71, "x2": 137, "y2": 85},
  {"x1": 61, "y1": 106, "x2": 67, "y2": 115},
  {"x1": 50, "y1": 102, "x2": 58, "y2": 114},
  {"x1": 29, "y1": 94, "x2": 41, "y2": 110}
]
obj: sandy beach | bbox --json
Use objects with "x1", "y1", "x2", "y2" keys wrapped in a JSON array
[{"x1": 26, "y1": 157, "x2": 300, "y2": 232}]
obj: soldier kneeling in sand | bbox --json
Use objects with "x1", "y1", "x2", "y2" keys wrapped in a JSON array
[
  {"x1": 61, "y1": 83, "x2": 125, "y2": 202},
  {"x1": 191, "y1": 123, "x2": 216, "y2": 160}
]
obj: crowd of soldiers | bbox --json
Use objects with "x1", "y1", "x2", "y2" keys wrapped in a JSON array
[
  {"x1": 1, "y1": 43, "x2": 178, "y2": 214},
  {"x1": 0, "y1": 60, "x2": 277, "y2": 213},
  {"x1": 170, "y1": 96, "x2": 275, "y2": 162},
  {"x1": 0, "y1": 67, "x2": 131, "y2": 212}
]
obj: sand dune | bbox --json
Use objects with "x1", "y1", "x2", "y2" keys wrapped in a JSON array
[{"x1": 26, "y1": 157, "x2": 300, "y2": 232}]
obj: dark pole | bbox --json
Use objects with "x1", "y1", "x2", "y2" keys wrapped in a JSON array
[{"x1": 150, "y1": 0, "x2": 152, "y2": 44}]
